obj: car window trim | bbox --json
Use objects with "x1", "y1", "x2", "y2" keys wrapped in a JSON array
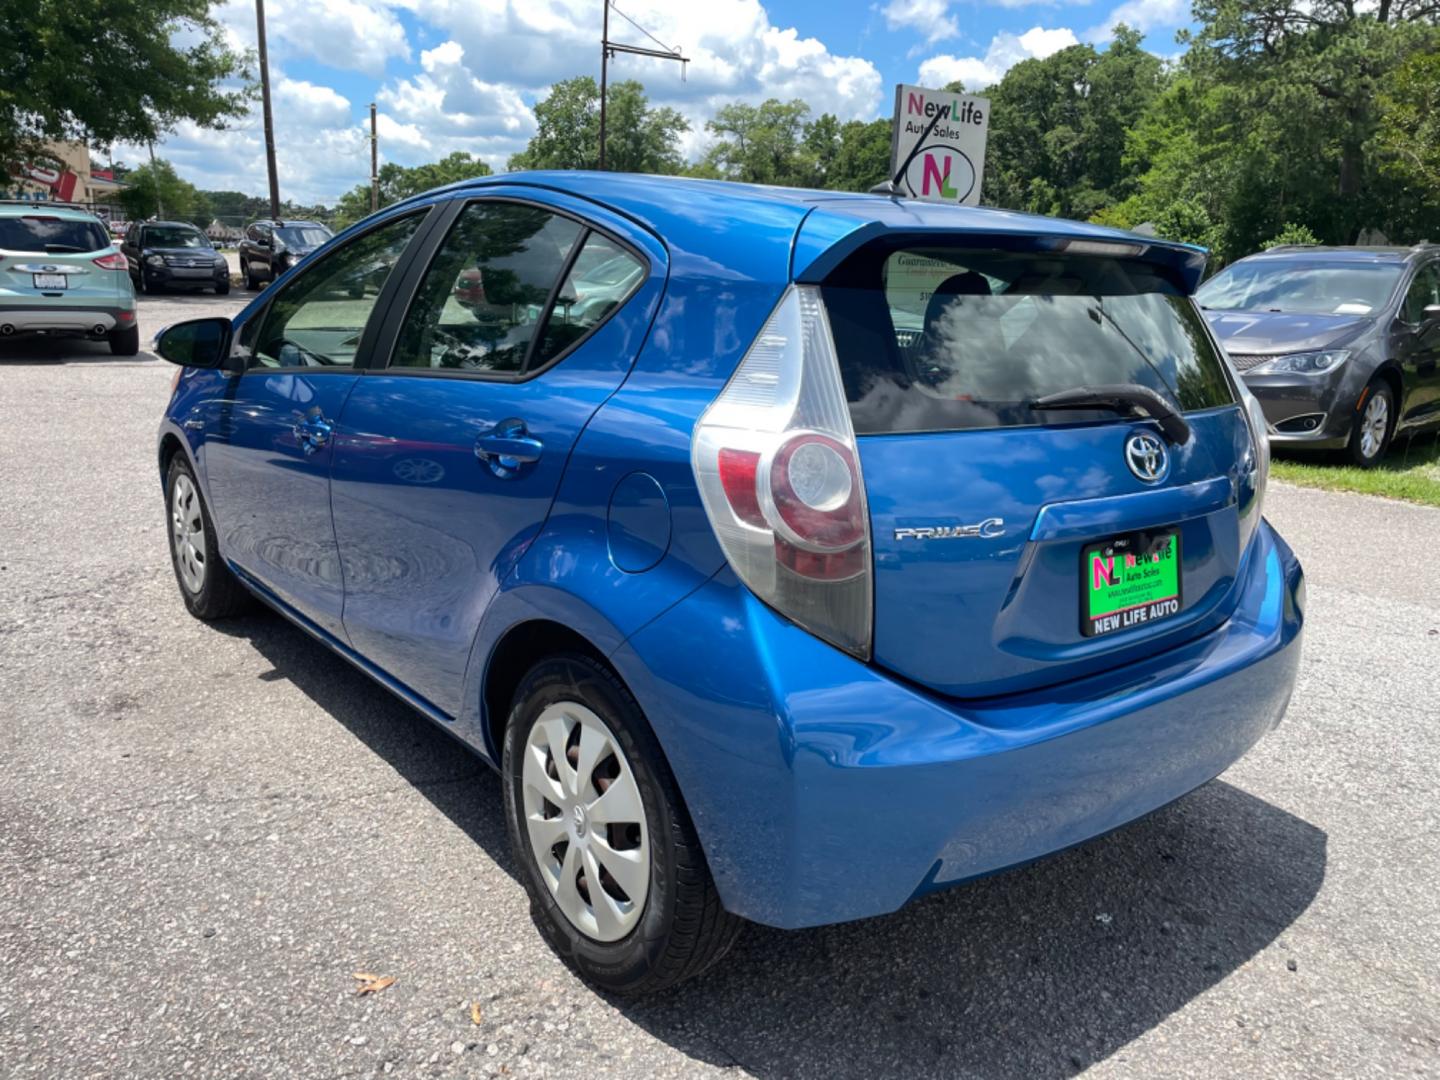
[
  {"x1": 232, "y1": 203, "x2": 442, "y2": 377},
  {"x1": 368, "y1": 194, "x2": 651, "y2": 384}
]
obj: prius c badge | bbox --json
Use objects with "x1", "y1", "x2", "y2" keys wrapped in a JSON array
[{"x1": 894, "y1": 518, "x2": 1005, "y2": 540}]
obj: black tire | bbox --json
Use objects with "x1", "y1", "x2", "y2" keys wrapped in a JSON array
[
  {"x1": 243, "y1": 260, "x2": 259, "y2": 290},
  {"x1": 139, "y1": 272, "x2": 154, "y2": 295},
  {"x1": 164, "y1": 455, "x2": 254, "y2": 620},
  {"x1": 215, "y1": 279, "x2": 231, "y2": 296},
  {"x1": 1345, "y1": 378, "x2": 1395, "y2": 468},
  {"x1": 108, "y1": 324, "x2": 139, "y2": 356},
  {"x1": 503, "y1": 654, "x2": 742, "y2": 995}
]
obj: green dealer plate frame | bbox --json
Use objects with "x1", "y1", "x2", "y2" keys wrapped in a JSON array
[{"x1": 1081, "y1": 529, "x2": 1182, "y2": 638}]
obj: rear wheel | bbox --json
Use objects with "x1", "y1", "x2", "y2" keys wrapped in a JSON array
[
  {"x1": 108, "y1": 324, "x2": 139, "y2": 356},
  {"x1": 215, "y1": 278, "x2": 231, "y2": 296},
  {"x1": 503, "y1": 654, "x2": 741, "y2": 995},
  {"x1": 1346, "y1": 379, "x2": 1394, "y2": 468},
  {"x1": 165, "y1": 455, "x2": 254, "y2": 620},
  {"x1": 243, "y1": 259, "x2": 259, "y2": 290}
]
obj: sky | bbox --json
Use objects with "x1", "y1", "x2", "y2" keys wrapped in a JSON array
[{"x1": 127, "y1": 0, "x2": 1195, "y2": 208}]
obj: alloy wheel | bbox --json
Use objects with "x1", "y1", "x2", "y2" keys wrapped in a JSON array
[
  {"x1": 521, "y1": 701, "x2": 650, "y2": 943},
  {"x1": 1359, "y1": 391, "x2": 1389, "y2": 460},
  {"x1": 170, "y1": 473, "x2": 207, "y2": 593}
]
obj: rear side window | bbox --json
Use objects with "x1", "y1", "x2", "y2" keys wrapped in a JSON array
[
  {"x1": 532, "y1": 233, "x2": 644, "y2": 366},
  {"x1": 823, "y1": 246, "x2": 1235, "y2": 435},
  {"x1": 0, "y1": 214, "x2": 109, "y2": 254},
  {"x1": 391, "y1": 202, "x2": 584, "y2": 374}
]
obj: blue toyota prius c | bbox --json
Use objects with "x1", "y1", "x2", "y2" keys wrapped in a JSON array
[{"x1": 154, "y1": 172, "x2": 1304, "y2": 994}]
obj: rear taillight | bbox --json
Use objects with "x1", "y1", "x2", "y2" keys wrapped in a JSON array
[
  {"x1": 1236, "y1": 381, "x2": 1270, "y2": 553},
  {"x1": 692, "y1": 286, "x2": 873, "y2": 657},
  {"x1": 93, "y1": 251, "x2": 127, "y2": 270}
]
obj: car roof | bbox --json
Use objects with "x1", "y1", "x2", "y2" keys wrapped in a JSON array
[
  {"x1": 144, "y1": 220, "x2": 203, "y2": 229},
  {"x1": 0, "y1": 201, "x2": 102, "y2": 221},
  {"x1": 249, "y1": 219, "x2": 325, "y2": 227},
  {"x1": 403, "y1": 171, "x2": 1207, "y2": 288},
  {"x1": 1236, "y1": 244, "x2": 1438, "y2": 264}
]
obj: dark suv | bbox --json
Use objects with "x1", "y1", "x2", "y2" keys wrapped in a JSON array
[
  {"x1": 121, "y1": 221, "x2": 230, "y2": 296},
  {"x1": 238, "y1": 219, "x2": 333, "y2": 289},
  {"x1": 1199, "y1": 244, "x2": 1440, "y2": 466}
]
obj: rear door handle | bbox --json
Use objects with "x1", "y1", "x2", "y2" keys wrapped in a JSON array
[
  {"x1": 475, "y1": 418, "x2": 543, "y2": 476},
  {"x1": 293, "y1": 415, "x2": 333, "y2": 455}
]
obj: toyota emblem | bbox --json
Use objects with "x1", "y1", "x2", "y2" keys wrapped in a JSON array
[{"x1": 1124, "y1": 431, "x2": 1168, "y2": 483}]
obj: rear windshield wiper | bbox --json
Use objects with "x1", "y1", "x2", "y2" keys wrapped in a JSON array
[
  {"x1": 1031, "y1": 384, "x2": 1192, "y2": 445},
  {"x1": 44, "y1": 243, "x2": 87, "y2": 253}
]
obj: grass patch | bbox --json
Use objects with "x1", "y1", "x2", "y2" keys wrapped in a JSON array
[{"x1": 1271, "y1": 432, "x2": 1440, "y2": 508}]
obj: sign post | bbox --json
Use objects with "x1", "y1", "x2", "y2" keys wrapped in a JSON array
[{"x1": 885, "y1": 84, "x2": 990, "y2": 205}]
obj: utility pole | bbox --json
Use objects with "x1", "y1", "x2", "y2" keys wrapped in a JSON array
[
  {"x1": 147, "y1": 141, "x2": 162, "y2": 219},
  {"x1": 255, "y1": 0, "x2": 282, "y2": 219},
  {"x1": 369, "y1": 103, "x2": 379, "y2": 214},
  {"x1": 598, "y1": 0, "x2": 688, "y2": 171}
]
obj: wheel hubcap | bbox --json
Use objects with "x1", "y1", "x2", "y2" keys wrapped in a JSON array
[
  {"x1": 521, "y1": 702, "x2": 650, "y2": 943},
  {"x1": 170, "y1": 474, "x2": 206, "y2": 593},
  {"x1": 1360, "y1": 393, "x2": 1388, "y2": 459}
]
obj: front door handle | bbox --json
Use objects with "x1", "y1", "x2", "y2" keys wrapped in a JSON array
[
  {"x1": 475, "y1": 418, "x2": 543, "y2": 477},
  {"x1": 293, "y1": 415, "x2": 333, "y2": 455}
]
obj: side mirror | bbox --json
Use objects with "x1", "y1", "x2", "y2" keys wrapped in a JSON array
[{"x1": 155, "y1": 317, "x2": 232, "y2": 369}]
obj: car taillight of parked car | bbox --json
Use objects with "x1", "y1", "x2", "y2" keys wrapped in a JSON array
[
  {"x1": 692, "y1": 285, "x2": 873, "y2": 658},
  {"x1": 93, "y1": 251, "x2": 128, "y2": 270}
]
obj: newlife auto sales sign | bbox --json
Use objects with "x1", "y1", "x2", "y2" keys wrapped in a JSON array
[{"x1": 887, "y1": 84, "x2": 990, "y2": 205}]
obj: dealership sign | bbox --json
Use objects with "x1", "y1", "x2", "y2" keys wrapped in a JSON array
[{"x1": 887, "y1": 84, "x2": 990, "y2": 206}]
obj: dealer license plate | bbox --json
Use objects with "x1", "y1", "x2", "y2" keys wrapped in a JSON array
[
  {"x1": 33, "y1": 273, "x2": 68, "y2": 290},
  {"x1": 1081, "y1": 530, "x2": 1182, "y2": 638}
]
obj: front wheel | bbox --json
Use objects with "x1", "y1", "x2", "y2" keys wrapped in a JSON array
[
  {"x1": 215, "y1": 279, "x2": 231, "y2": 296},
  {"x1": 1346, "y1": 379, "x2": 1394, "y2": 467},
  {"x1": 165, "y1": 455, "x2": 254, "y2": 620},
  {"x1": 503, "y1": 654, "x2": 742, "y2": 995}
]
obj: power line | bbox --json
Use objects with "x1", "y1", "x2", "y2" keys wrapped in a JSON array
[{"x1": 599, "y1": 0, "x2": 689, "y2": 170}]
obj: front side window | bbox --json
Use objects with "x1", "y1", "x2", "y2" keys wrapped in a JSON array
[
  {"x1": 144, "y1": 226, "x2": 209, "y2": 249},
  {"x1": 824, "y1": 246, "x2": 1235, "y2": 435},
  {"x1": 248, "y1": 212, "x2": 422, "y2": 370},
  {"x1": 1197, "y1": 259, "x2": 1404, "y2": 316},
  {"x1": 390, "y1": 202, "x2": 584, "y2": 374},
  {"x1": 1401, "y1": 264, "x2": 1440, "y2": 323}
]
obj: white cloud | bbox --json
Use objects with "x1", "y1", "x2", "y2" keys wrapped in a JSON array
[
  {"x1": 215, "y1": 0, "x2": 410, "y2": 77},
  {"x1": 375, "y1": 41, "x2": 536, "y2": 167},
  {"x1": 148, "y1": 0, "x2": 883, "y2": 203},
  {"x1": 1084, "y1": 0, "x2": 1187, "y2": 40},
  {"x1": 880, "y1": 0, "x2": 958, "y2": 45},
  {"x1": 918, "y1": 25, "x2": 1079, "y2": 90}
]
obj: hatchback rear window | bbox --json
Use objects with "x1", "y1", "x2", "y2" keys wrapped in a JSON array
[
  {"x1": 822, "y1": 245, "x2": 1234, "y2": 435},
  {"x1": 0, "y1": 214, "x2": 110, "y2": 254}
]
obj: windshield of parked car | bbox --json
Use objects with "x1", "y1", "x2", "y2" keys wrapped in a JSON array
[
  {"x1": 1197, "y1": 259, "x2": 1403, "y2": 316},
  {"x1": 823, "y1": 245, "x2": 1235, "y2": 435},
  {"x1": 145, "y1": 226, "x2": 210, "y2": 249},
  {"x1": 0, "y1": 214, "x2": 110, "y2": 254},
  {"x1": 276, "y1": 226, "x2": 331, "y2": 248}
]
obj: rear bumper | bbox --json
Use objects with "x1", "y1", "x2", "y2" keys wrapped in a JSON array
[
  {"x1": 0, "y1": 306, "x2": 134, "y2": 336},
  {"x1": 615, "y1": 520, "x2": 1304, "y2": 929}
]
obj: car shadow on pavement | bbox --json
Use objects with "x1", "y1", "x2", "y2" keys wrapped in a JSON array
[
  {"x1": 0, "y1": 338, "x2": 154, "y2": 364},
  {"x1": 223, "y1": 610, "x2": 1326, "y2": 1080}
]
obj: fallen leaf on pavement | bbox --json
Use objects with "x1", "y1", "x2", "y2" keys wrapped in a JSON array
[
  {"x1": 471, "y1": 1002, "x2": 483, "y2": 1025},
  {"x1": 353, "y1": 973, "x2": 397, "y2": 996}
]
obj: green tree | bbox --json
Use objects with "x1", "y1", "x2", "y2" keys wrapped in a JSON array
[
  {"x1": 507, "y1": 77, "x2": 687, "y2": 174},
  {"x1": 982, "y1": 27, "x2": 1166, "y2": 220},
  {"x1": 333, "y1": 151, "x2": 494, "y2": 227},
  {"x1": 118, "y1": 159, "x2": 206, "y2": 224},
  {"x1": 828, "y1": 118, "x2": 893, "y2": 192},
  {"x1": 1375, "y1": 49, "x2": 1440, "y2": 201},
  {"x1": 702, "y1": 99, "x2": 813, "y2": 185},
  {"x1": 0, "y1": 0, "x2": 250, "y2": 170}
]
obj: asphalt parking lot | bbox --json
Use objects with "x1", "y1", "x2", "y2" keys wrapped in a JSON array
[{"x1": 2, "y1": 292, "x2": 1438, "y2": 1080}]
